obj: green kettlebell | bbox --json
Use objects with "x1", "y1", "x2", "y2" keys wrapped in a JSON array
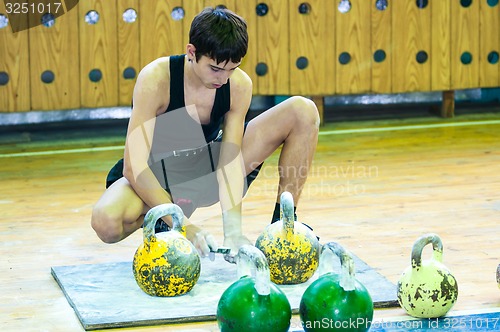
[
  {"x1": 217, "y1": 245, "x2": 292, "y2": 332},
  {"x1": 397, "y1": 233, "x2": 458, "y2": 318},
  {"x1": 300, "y1": 242, "x2": 373, "y2": 332}
]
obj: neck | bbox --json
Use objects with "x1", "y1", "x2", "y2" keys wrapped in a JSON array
[{"x1": 184, "y1": 57, "x2": 207, "y2": 90}]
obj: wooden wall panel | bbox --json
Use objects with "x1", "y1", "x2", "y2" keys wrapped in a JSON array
[
  {"x1": 0, "y1": 5, "x2": 30, "y2": 112},
  {"x1": 371, "y1": 0, "x2": 392, "y2": 93},
  {"x1": 79, "y1": 0, "x2": 118, "y2": 108},
  {"x1": 117, "y1": 0, "x2": 140, "y2": 106},
  {"x1": 28, "y1": 5, "x2": 79, "y2": 110},
  {"x1": 451, "y1": 0, "x2": 480, "y2": 89},
  {"x1": 182, "y1": 0, "x2": 204, "y2": 50},
  {"x1": 139, "y1": 0, "x2": 184, "y2": 68},
  {"x1": 431, "y1": 0, "x2": 451, "y2": 91},
  {"x1": 289, "y1": 0, "x2": 335, "y2": 96},
  {"x1": 204, "y1": 0, "x2": 236, "y2": 11},
  {"x1": 392, "y1": 1, "x2": 431, "y2": 93},
  {"x1": 2, "y1": 0, "x2": 499, "y2": 114},
  {"x1": 236, "y1": 0, "x2": 258, "y2": 95},
  {"x1": 335, "y1": 0, "x2": 371, "y2": 95},
  {"x1": 256, "y1": 0, "x2": 289, "y2": 95},
  {"x1": 479, "y1": 0, "x2": 500, "y2": 87}
]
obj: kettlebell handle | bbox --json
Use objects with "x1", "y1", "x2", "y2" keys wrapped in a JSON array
[
  {"x1": 143, "y1": 203, "x2": 185, "y2": 243},
  {"x1": 237, "y1": 245, "x2": 271, "y2": 296},
  {"x1": 280, "y1": 192, "x2": 295, "y2": 235},
  {"x1": 319, "y1": 242, "x2": 356, "y2": 291},
  {"x1": 411, "y1": 233, "x2": 443, "y2": 268}
]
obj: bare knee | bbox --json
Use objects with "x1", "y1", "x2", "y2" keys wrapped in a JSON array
[
  {"x1": 288, "y1": 96, "x2": 320, "y2": 130},
  {"x1": 91, "y1": 205, "x2": 125, "y2": 244}
]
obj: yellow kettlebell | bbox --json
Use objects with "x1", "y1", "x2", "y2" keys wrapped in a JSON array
[
  {"x1": 255, "y1": 192, "x2": 320, "y2": 285},
  {"x1": 133, "y1": 203, "x2": 201, "y2": 297}
]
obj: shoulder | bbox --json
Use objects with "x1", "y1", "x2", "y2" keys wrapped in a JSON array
[
  {"x1": 229, "y1": 68, "x2": 252, "y2": 106},
  {"x1": 132, "y1": 57, "x2": 170, "y2": 114},
  {"x1": 135, "y1": 57, "x2": 170, "y2": 93},
  {"x1": 230, "y1": 68, "x2": 252, "y2": 92},
  {"x1": 223, "y1": 68, "x2": 252, "y2": 122}
]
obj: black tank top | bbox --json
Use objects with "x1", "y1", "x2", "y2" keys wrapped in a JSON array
[{"x1": 166, "y1": 54, "x2": 231, "y2": 142}]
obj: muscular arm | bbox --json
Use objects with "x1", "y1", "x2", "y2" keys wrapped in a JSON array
[
  {"x1": 122, "y1": 58, "x2": 217, "y2": 255},
  {"x1": 122, "y1": 59, "x2": 174, "y2": 217},
  {"x1": 217, "y1": 69, "x2": 253, "y2": 253}
]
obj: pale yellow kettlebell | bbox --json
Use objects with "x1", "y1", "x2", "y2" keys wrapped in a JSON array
[{"x1": 397, "y1": 233, "x2": 458, "y2": 318}]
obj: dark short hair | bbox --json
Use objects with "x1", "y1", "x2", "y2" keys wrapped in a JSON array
[{"x1": 189, "y1": 7, "x2": 248, "y2": 65}]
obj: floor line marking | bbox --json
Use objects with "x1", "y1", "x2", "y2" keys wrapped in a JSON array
[
  {"x1": 1, "y1": 119, "x2": 499, "y2": 158},
  {"x1": 319, "y1": 119, "x2": 500, "y2": 136},
  {"x1": 0, "y1": 145, "x2": 124, "y2": 158}
]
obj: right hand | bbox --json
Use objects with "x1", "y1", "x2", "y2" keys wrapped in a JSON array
[{"x1": 222, "y1": 234, "x2": 252, "y2": 264}]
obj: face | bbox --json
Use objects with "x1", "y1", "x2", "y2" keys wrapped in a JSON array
[{"x1": 187, "y1": 47, "x2": 241, "y2": 89}]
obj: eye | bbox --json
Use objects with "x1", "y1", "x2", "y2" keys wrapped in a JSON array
[{"x1": 210, "y1": 67, "x2": 221, "y2": 72}]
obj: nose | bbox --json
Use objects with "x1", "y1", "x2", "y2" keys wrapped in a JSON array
[
  {"x1": 218, "y1": 74, "x2": 229, "y2": 85},
  {"x1": 217, "y1": 71, "x2": 232, "y2": 85}
]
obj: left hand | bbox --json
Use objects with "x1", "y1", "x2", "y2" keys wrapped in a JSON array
[
  {"x1": 222, "y1": 235, "x2": 252, "y2": 264},
  {"x1": 185, "y1": 224, "x2": 218, "y2": 258}
]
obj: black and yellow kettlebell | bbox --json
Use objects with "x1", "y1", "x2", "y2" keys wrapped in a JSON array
[
  {"x1": 217, "y1": 245, "x2": 292, "y2": 332},
  {"x1": 133, "y1": 203, "x2": 201, "y2": 297},
  {"x1": 299, "y1": 242, "x2": 373, "y2": 332},
  {"x1": 397, "y1": 233, "x2": 458, "y2": 318},
  {"x1": 255, "y1": 191, "x2": 320, "y2": 284},
  {"x1": 496, "y1": 264, "x2": 500, "y2": 289}
]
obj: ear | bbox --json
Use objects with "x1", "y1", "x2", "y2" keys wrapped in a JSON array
[{"x1": 186, "y1": 44, "x2": 196, "y2": 62}]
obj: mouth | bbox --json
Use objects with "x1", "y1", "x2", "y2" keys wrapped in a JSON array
[{"x1": 213, "y1": 84, "x2": 223, "y2": 89}]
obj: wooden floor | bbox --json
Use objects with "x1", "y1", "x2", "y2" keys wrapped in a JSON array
[{"x1": 1, "y1": 106, "x2": 500, "y2": 331}]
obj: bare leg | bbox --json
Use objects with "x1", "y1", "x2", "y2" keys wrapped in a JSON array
[
  {"x1": 242, "y1": 96, "x2": 320, "y2": 205},
  {"x1": 91, "y1": 177, "x2": 148, "y2": 243}
]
